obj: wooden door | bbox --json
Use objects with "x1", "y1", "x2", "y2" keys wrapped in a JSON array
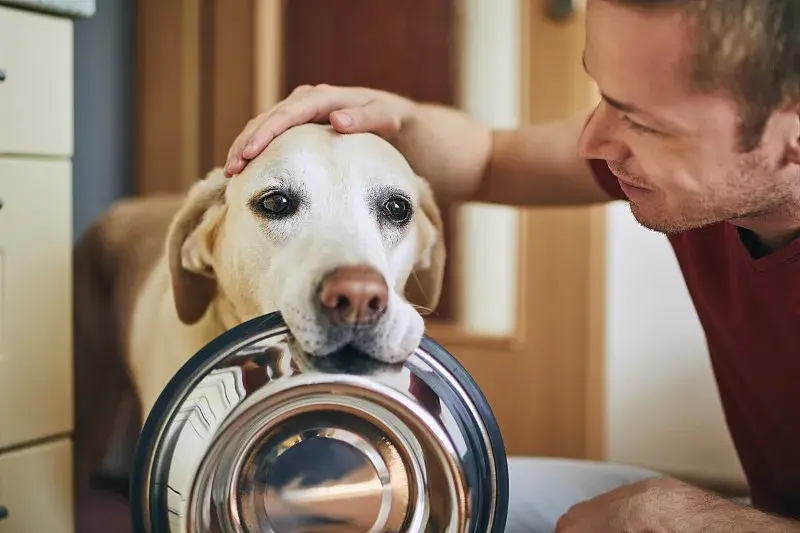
[
  {"x1": 134, "y1": 0, "x2": 256, "y2": 195},
  {"x1": 444, "y1": 1, "x2": 606, "y2": 460},
  {"x1": 280, "y1": 0, "x2": 461, "y2": 322}
]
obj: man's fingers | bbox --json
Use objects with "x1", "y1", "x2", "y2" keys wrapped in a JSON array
[
  {"x1": 223, "y1": 85, "x2": 397, "y2": 177},
  {"x1": 224, "y1": 99, "x2": 290, "y2": 176},
  {"x1": 223, "y1": 156, "x2": 249, "y2": 177},
  {"x1": 224, "y1": 117, "x2": 267, "y2": 176},
  {"x1": 330, "y1": 100, "x2": 402, "y2": 137},
  {"x1": 238, "y1": 92, "x2": 360, "y2": 160}
]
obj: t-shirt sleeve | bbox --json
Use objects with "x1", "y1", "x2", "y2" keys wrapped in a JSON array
[{"x1": 588, "y1": 158, "x2": 627, "y2": 201}]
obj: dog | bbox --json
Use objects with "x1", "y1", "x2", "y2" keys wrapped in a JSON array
[{"x1": 72, "y1": 123, "x2": 446, "y2": 505}]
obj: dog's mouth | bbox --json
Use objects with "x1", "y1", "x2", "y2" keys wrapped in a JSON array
[
  {"x1": 279, "y1": 266, "x2": 423, "y2": 364},
  {"x1": 306, "y1": 317, "x2": 386, "y2": 357},
  {"x1": 289, "y1": 339, "x2": 393, "y2": 374}
]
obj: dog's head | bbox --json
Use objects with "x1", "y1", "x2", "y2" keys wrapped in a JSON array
[{"x1": 166, "y1": 124, "x2": 445, "y2": 363}]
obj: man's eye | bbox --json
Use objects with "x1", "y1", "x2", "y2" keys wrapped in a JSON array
[
  {"x1": 258, "y1": 192, "x2": 295, "y2": 217},
  {"x1": 383, "y1": 197, "x2": 412, "y2": 224},
  {"x1": 621, "y1": 115, "x2": 658, "y2": 135}
]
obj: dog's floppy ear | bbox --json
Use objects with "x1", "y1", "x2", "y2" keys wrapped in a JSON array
[
  {"x1": 166, "y1": 169, "x2": 228, "y2": 324},
  {"x1": 404, "y1": 176, "x2": 447, "y2": 314}
]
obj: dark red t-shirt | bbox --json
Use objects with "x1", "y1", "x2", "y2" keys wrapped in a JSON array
[{"x1": 590, "y1": 159, "x2": 800, "y2": 519}]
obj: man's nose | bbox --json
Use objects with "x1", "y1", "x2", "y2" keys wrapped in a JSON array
[{"x1": 578, "y1": 103, "x2": 631, "y2": 162}]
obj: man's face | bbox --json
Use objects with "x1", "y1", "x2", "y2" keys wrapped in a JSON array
[{"x1": 579, "y1": 0, "x2": 800, "y2": 235}]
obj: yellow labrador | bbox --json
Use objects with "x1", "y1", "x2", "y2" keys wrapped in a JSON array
[{"x1": 72, "y1": 123, "x2": 446, "y2": 500}]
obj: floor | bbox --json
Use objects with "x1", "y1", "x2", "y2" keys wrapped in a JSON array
[{"x1": 77, "y1": 481, "x2": 131, "y2": 533}]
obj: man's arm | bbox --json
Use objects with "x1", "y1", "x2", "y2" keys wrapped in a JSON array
[
  {"x1": 557, "y1": 476, "x2": 800, "y2": 532},
  {"x1": 685, "y1": 503, "x2": 800, "y2": 532},
  {"x1": 660, "y1": 482, "x2": 800, "y2": 533},
  {"x1": 398, "y1": 103, "x2": 615, "y2": 207},
  {"x1": 224, "y1": 84, "x2": 615, "y2": 208}
]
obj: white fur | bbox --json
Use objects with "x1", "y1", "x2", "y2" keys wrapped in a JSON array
[{"x1": 128, "y1": 124, "x2": 443, "y2": 419}]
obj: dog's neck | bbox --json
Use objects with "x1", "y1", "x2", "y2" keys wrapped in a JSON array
[{"x1": 209, "y1": 291, "x2": 277, "y2": 334}]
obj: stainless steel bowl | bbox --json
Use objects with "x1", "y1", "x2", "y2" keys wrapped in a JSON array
[{"x1": 130, "y1": 311, "x2": 509, "y2": 532}]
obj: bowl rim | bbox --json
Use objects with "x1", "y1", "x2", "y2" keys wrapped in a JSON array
[{"x1": 128, "y1": 310, "x2": 509, "y2": 533}]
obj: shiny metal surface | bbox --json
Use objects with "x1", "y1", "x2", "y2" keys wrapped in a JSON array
[{"x1": 131, "y1": 313, "x2": 507, "y2": 533}]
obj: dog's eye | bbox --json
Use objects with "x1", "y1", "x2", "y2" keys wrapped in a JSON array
[
  {"x1": 383, "y1": 197, "x2": 411, "y2": 223},
  {"x1": 259, "y1": 192, "x2": 293, "y2": 217}
]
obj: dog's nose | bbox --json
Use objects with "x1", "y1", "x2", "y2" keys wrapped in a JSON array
[{"x1": 319, "y1": 265, "x2": 389, "y2": 326}]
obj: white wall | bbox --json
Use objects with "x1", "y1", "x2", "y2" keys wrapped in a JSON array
[
  {"x1": 73, "y1": 0, "x2": 134, "y2": 240},
  {"x1": 604, "y1": 202, "x2": 746, "y2": 486},
  {"x1": 457, "y1": 0, "x2": 520, "y2": 337}
]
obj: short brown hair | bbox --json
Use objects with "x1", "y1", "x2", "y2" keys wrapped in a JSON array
[{"x1": 620, "y1": 0, "x2": 800, "y2": 152}]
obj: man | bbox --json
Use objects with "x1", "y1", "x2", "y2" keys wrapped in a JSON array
[{"x1": 223, "y1": 0, "x2": 800, "y2": 531}]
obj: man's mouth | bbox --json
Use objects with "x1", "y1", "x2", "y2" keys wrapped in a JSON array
[
  {"x1": 618, "y1": 178, "x2": 651, "y2": 191},
  {"x1": 607, "y1": 163, "x2": 653, "y2": 192}
]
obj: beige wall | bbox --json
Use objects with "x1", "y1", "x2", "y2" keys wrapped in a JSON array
[
  {"x1": 604, "y1": 202, "x2": 746, "y2": 487},
  {"x1": 457, "y1": 0, "x2": 521, "y2": 337}
]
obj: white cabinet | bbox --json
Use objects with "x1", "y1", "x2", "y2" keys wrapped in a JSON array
[
  {"x1": 0, "y1": 4, "x2": 75, "y2": 531},
  {"x1": 0, "y1": 6, "x2": 73, "y2": 157},
  {"x1": 0, "y1": 439, "x2": 74, "y2": 533},
  {"x1": 0, "y1": 159, "x2": 73, "y2": 449}
]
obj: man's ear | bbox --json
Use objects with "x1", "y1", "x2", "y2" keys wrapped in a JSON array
[
  {"x1": 166, "y1": 168, "x2": 228, "y2": 324},
  {"x1": 404, "y1": 176, "x2": 446, "y2": 314}
]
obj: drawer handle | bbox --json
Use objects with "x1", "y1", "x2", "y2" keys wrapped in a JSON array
[
  {"x1": 0, "y1": 504, "x2": 7, "y2": 521},
  {"x1": 0, "y1": 69, "x2": 5, "y2": 82}
]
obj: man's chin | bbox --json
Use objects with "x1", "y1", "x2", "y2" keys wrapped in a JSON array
[{"x1": 628, "y1": 204, "x2": 694, "y2": 235}]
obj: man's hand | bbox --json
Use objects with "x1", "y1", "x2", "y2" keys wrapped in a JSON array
[
  {"x1": 224, "y1": 84, "x2": 415, "y2": 177},
  {"x1": 554, "y1": 476, "x2": 665, "y2": 532},
  {"x1": 222, "y1": 82, "x2": 496, "y2": 205},
  {"x1": 555, "y1": 476, "x2": 800, "y2": 532}
]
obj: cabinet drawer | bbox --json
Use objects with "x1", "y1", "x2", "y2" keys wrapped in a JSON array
[
  {"x1": 0, "y1": 158, "x2": 73, "y2": 449},
  {"x1": 0, "y1": 438, "x2": 73, "y2": 533},
  {"x1": 0, "y1": 6, "x2": 73, "y2": 157}
]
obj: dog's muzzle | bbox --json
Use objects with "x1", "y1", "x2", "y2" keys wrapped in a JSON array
[
  {"x1": 318, "y1": 264, "x2": 389, "y2": 327},
  {"x1": 128, "y1": 311, "x2": 509, "y2": 532}
]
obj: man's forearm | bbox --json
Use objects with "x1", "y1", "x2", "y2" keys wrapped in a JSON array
[
  {"x1": 477, "y1": 108, "x2": 614, "y2": 207},
  {"x1": 397, "y1": 103, "x2": 614, "y2": 207},
  {"x1": 659, "y1": 484, "x2": 800, "y2": 532},
  {"x1": 394, "y1": 102, "x2": 493, "y2": 203}
]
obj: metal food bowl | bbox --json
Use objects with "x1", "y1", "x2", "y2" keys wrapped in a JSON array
[{"x1": 129, "y1": 311, "x2": 509, "y2": 532}]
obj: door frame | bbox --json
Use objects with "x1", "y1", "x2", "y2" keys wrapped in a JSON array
[
  {"x1": 133, "y1": 0, "x2": 256, "y2": 195},
  {"x1": 517, "y1": 0, "x2": 606, "y2": 460}
]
